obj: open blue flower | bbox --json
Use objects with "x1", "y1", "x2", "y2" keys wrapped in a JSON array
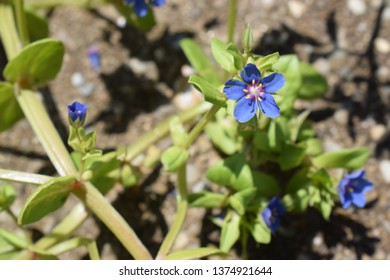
[
  {"x1": 338, "y1": 170, "x2": 373, "y2": 208},
  {"x1": 223, "y1": 63, "x2": 285, "y2": 123},
  {"x1": 125, "y1": 0, "x2": 165, "y2": 17},
  {"x1": 68, "y1": 101, "x2": 88, "y2": 127},
  {"x1": 261, "y1": 196, "x2": 285, "y2": 233}
]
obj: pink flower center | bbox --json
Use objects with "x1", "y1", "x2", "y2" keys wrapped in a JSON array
[{"x1": 244, "y1": 79, "x2": 264, "y2": 101}]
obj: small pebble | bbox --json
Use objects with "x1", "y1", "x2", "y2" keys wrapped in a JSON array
[
  {"x1": 376, "y1": 66, "x2": 390, "y2": 83},
  {"x1": 288, "y1": 1, "x2": 307, "y2": 18},
  {"x1": 78, "y1": 82, "x2": 95, "y2": 97},
  {"x1": 375, "y1": 38, "x2": 390, "y2": 54},
  {"x1": 323, "y1": 138, "x2": 342, "y2": 152},
  {"x1": 116, "y1": 16, "x2": 127, "y2": 28},
  {"x1": 71, "y1": 72, "x2": 84, "y2": 87},
  {"x1": 334, "y1": 109, "x2": 349, "y2": 125},
  {"x1": 347, "y1": 0, "x2": 367, "y2": 16},
  {"x1": 369, "y1": 124, "x2": 386, "y2": 141},
  {"x1": 379, "y1": 160, "x2": 390, "y2": 183}
]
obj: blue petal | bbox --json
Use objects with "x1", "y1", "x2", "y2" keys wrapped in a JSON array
[
  {"x1": 346, "y1": 170, "x2": 365, "y2": 180},
  {"x1": 150, "y1": 0, "x2": 165, "y2": 6},
  {"x1": 223, "y1": 79, "x2": 246, "y2": 100},
  {"x1": 261, "y1": 208, "x2": 272, "y2": 227},
  {"x1": 234, "y1": 97, "x2": 256, "y2": 123},
  {"x1": 240, "y1": 64, "x2": 261, "y2": 84},
  {"x1": 341, "y1": 198, "x2": 352, "y2": 208},
  {"x1": 262, "y1": 72, "x2": 285, "y2": 93},
  {"x1": 134, "y1": 0, "x2": 148, "y2": 17},
  {"x1": 351, "y1": 192, "x2": 366, "y2": 208},
  {"x1": 258, "y1": 93, "x2": 280, "y2": 118}
]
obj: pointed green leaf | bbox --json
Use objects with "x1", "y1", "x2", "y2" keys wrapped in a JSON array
[
  {"x1": 313, "y1": 147, "x2": 371, "y2": 170},
  {"x1": 0, "y1": 82, "x2": 24, "y2": 132},
  {"x1": 3, "y1": 38, "x2": 64, "y2": 87},
  {"x1": 180, "y1": 39, "x2": 221, "y2": 84},
  {"x1": 161, "y1": 146, "x2": 189, "y2": 172},
  {"x1": 166, "y1": 247, "x2": 225, "y2": 260},
  {"x1": 252, "y1": 171, "x2": 280, "y2": 197},
  {"x1": 229, "y1": 188, "x2": 257, "y2": 215},
  {"x1": 25, "y1": 8, "x2": 49, "y2": 42},
  {"x1": 189, "y1": 75, "x2": 226, "y2": 106},
  {"x1": 255, "y1": 52, "x2": 280, "y2": 73},
  {"x1": 220, "y1": 212, "x2": 240, "y2": 252},
  {"x1": 18, "y1": 176, "x2": 76, "y2": 225},
  {"x1": 278, "y1": 143, "x2": 306, "y2": 171},
  {"x1": 189, "y1": 191, "x2": 226, "y2": 208},
  {"x1": 250, "y1": 219, "x2": 271, "y2": 244},
  {"x1": 211, "y1": 38, "x2": 241, "y2": 73}
]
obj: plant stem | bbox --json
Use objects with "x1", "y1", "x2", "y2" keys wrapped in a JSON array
[
  {"x1": 34, "y1": 204, "x2": 88, "y2": 250},
  {"x1": 15, "y1": 0, "x2": 29, "y2": 47},
  {"x1": 0, "y1": 4, "x2": 21, "y2": 59},
  {"x1": 0, "y1": 169, "x2": 52, "y2": 185},
  {"x1": 125, "y1": 102, "x2": 211, "y2": 161},
  {"x1": 16, "y1": 89, "x2": 78, "y2": 177},
  {"x1": 183, "y1": 104, "x2": 221, "y2": 148},
  {"x1": 227, "y1": 0, "x2": 237, "y2": 43},
  {"x1": 73, "y1": 182, "x2": 152, "y2": 260},
  {"x1": 156, "y1": 163, "x2": 188, "y2": 259}
]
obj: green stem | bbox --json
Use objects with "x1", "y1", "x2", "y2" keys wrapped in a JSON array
[
  {"x1": 34, "y1": 204, "x2": 88, "y2": 250},
  {"x1": 15, "y1": 0, "x2": 29, "y2": 46},
  {"x1": 183, "y1": 104, "x2": 221, "y2": 148},
  {"x1": 0, "y1": 169, "x2": 52, "y2": 185},
  {"x1": 227, "y1": 0, "x2": 237, "y2": 43},
  {"x1": 16, "y1": 89, "x2": 78, "y2": 177},
  {"x1": 125, "y1": 102, "x2": 211, "y2": 161},
  {"x1": 156, "y1": 163, "x2": 188, "y2": 259},
  {"x1": 73, "y1": 182, "x2": 152, "y2": 260},
  {"x1": 240, "y1": 224, "x2": 248, "y2": 260},
  {"x1": 0, "y1": 4, "x2": 21, "y2": 59}
]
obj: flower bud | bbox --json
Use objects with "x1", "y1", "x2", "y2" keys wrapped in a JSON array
[
  {"x1": 242, "y1": 26, "x2": 254, "y2": 52},
  {"x1": 68, "y1": 101, "x2": 88, "y2": 128}
]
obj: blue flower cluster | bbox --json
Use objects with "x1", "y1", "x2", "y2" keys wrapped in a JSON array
[
  {"x1": 223, "y1": 64, "x2": 285, "y2": 123},
  {"x1": 125, "y1": 0, "x2": 165, "y2": 17}
]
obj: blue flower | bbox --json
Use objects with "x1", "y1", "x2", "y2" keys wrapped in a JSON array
[
  {"x1": 261, "y1": 196, "x2": 285, "y2": 233},
  {"x1": 68, "y1": 101, "x2": 88, "y2": 127},
  {"x1": 223, "y1": 63, "x2": 285, "y2": 123},
  {"x1": 125, "y1": 0, "x2": 165, "y2": 17},
  {"x1": 88, "y1": 45, "x2": 100, "y2": 72},
  {"x1": 338, "y1": 170, "x2": 373, "y2": 208}
]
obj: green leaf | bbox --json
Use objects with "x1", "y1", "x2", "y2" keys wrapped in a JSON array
[
  {"x1": 290, "y1": 110, "x2": 311, "y2": 143},
  {"x1": 242, "y1": 26, "x2": 254, "y2": 52},
  {"x1": 278, "y1": 143, "x2": 306, "y2": 171},
  {"x1": 304, "y1": 138, "x2": 323, "y2": 156},
  {"x1": 180, "y1": 39, "x2": 220, "y2": 84},
  {"x1": 25, "y1": 8, "x2": 49, "y2": 42},
  {"x1": 161, "y1": 146, "x2": 189, "y2": 172},
  {"x1": 120, "y1": 163, "x2": 142, "y2": 188},
  {"x1": 252, "y1": 171, "x2": 280, "y2": 197},
  {"x1": 0, "y1": 229, "x2": 28, "y2": 249},
  {"x1": 18, "y1": 176, "x2": 76, "y2": 225},
  {"x1": 189, "y1": 75, "x2": 226, "y2": 106},
  {"x1": 316, "y1": 198, "x2": 333, "y2": 220},
  {"x1": 313, "y1": 147, "x2": 371, "y2": 170},
  {"x1": 220, "y1": 212, "x2": 240, "y2": 252},
  {"x1": 211, "y1": 38, "x2": 242, "y2": 73},
  {"x1": 4, "y1": 38, "x2": 64, "y2": 88},
  {"x1": 273, "y1": 55, "x2": 301, "y2": 114},
  {"x1": 0, "y1": 182, "x2": 16, "y2": 212},
  {"x1": 297, "y1": 62, "x2": 328, "y2": 100},
  {"x1": 206, "y1": 153, "x2": 253, "y2": 191},
  {"x1": 267, "y1": 120, "x2": 283, "y2": 153},
  {"x1": 189, "y1": 191, "x2": 226, "y2": 208},
  {"x1": 255, "y1": 52, "x2": 280, "y2": 73},
  {"x1": 205, "y1": 121, "x2": 238, "y2": 155},
  {"x1": 0, "y1": 82, "x2": 24, "y2": 132},
  {"x1": 249, "y1": 219, "x2": 271, "y2": 244},
  {"x1": 229, "y1": 188, "x2": 257, "y2": 215},
  {"x1": 166, "y1": 247, "x2": 225, "y2": 260}
]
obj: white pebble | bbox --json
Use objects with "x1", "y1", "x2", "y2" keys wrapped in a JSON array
[
  {"x1": 375, "y1": 38, "x2": 390, "y2": 54},
  {"x1": 379, "y1": 160, "x2": 390, "y2": 183},
  {"x1": 347, "y1": 0, "x2": 367, "y2": 16},
  {"x1": 71, "y1": 72, "x2": 84, "y2": 87},
  {"x1": 116, "y1": 16, "x2": 127, "y2": 28},
  {"x1": 78, "y1": 82, "x2": 95, "y2": 97},
  {"x1": 288, "y1": 1, "x2": 307, "y2": 18}
]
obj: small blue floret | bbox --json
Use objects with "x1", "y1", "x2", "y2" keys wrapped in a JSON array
[
  {"x1": 68, "y1": 101, "x2": 88, "y2": 127},
  {"x1": 261, "y1": 196, "x2": 285, "y2": 233},
  {"x1": 125, "y1": 0, "x2": 165, "y2": 17},
  {"x1": 338, "y1": 170, "x2": 373, "y2": 208}
]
